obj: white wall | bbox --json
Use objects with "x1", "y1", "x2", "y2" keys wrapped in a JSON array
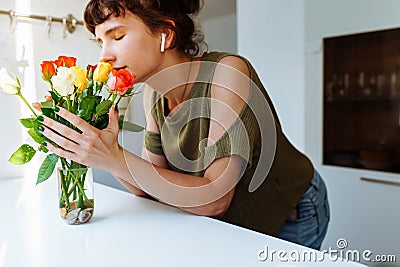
[
  {"x1": 0, "y1": 0, "x2": 99, "y2": 179},
  {"x1": 237, "y1": 0, "x2": 305, "y2": 151},
  {"x1": 29, "y1": 0, "x2": 100, "y2": 98},
  {"x1": 200, "y1": 13, "x2": 237, "y2": 53},
  {"x1": 0, "y1": 0, "x2": 22, "y2": 178},
  {"x1": 198, "y1": 0, "x2": 236, "y2": 53}
]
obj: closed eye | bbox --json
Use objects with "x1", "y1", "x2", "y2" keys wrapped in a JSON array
[{"x1": 115, "y1": 35, "x2": 125, "y2": 41}]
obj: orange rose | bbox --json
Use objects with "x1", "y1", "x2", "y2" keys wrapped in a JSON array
[
  {"x1": 40, "y1": 61, "x2": 56, "y2": 81},
  {"x1": 54, "y1": 56, "x2": 77, "y2": 68},
  {"x1": 108, "y1": 69, "x2": 135, "y2": 95}
]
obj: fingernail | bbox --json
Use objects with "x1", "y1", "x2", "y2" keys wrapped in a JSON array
[
  {"x1": 37, "y1": 115, "x2": 44, "y2": 122},
  {"x1": 38, "y1": 125, "x2": 45, "y2": 132},
  {"x1": 41, "y1": 141, "x2": 47, "y2": 147},
  {"x1": 52, "y1": 106, "x2": 60, "y2": 112}
]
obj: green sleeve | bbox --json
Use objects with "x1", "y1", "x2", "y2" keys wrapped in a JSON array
[
  {"x1": 144, "y1": 130, "x2": 165, "y2": 156},
  {"x1": 203, "y1": 104, "x2": 259, "y2": 169}
]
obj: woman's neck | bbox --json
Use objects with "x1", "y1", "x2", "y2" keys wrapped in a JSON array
[{"x1": 162, "y1": 53, "x2": 197, "y2": 110}]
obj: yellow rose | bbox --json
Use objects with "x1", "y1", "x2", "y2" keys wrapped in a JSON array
[
  {"x1": 93, "y1": 62, "x2": 112, "y2": 83},
  {"x1": 70, "y1": 66, "x2": 87, "y2": 92}
]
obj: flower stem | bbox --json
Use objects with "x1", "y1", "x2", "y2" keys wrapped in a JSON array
[
  {"x1": 17, "y1": 92, "x2": 37, "y2": 117},
  {"x1": 73, "y1": 174, "x2": 94, "y2": 208},
  {"x1": 66, "y1": 96, "x2": 72, "y2": 111},
  {"x1": 60, "y1": 158, "x2": 71, "y2": 208},
  {"x1": 59, "y1": 168, "x2": 70, "y2": 208},
  {"x1": 60, "y1": 160, "x2": 94, "y2": 209},
  {"x1": 114, "y1": 94, "x2": 122, "y2": 109}
]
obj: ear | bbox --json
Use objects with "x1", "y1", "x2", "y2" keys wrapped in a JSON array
[{"x1": 161, "y1": 19, "x2": 176, "y2": 51}]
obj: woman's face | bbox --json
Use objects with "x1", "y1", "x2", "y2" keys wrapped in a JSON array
[{"x1": 95, "y1": 12, "x2": 163, "y2": 83}]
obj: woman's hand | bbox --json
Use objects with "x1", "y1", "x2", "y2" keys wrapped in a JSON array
[{"x1": 39, "y1": 105, "x2": 123, "y2": 172}]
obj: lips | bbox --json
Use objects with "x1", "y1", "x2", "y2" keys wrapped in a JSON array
[{"x1": 113, "y1": 66, "x2": 126, "y2": 71}]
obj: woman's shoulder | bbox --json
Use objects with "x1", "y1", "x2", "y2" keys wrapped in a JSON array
[
  {"x1": 200, "y1": 51, "x2": 252, "y2": 79},
  {"x1": 201, "y1": 51, "x2": 249, "y2": 64}
]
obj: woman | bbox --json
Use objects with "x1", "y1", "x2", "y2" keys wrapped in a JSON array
[{"x1": 39, "y1": 0, "x2": 329, "y2": 249}]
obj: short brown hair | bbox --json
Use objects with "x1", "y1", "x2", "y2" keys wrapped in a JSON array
[{"x1": 84, "y1": 0, "x2": 205, "y2": 56}]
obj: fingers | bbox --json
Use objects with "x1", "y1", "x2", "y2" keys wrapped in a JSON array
[
  {"x1": 32, "y1": 102, "x2": 42, "y2": 112},
  {"x1": 40, "y1": 119, "x2": 81, "y2": 153},
  {"x1": 43, "y1": 140, "x2": 77, "y2": 160},
  {"x1": 107, "y1": 104, "x2": 120, "y2": 133},
  {"x1": 53, "y1": 107, "x2": 97, "y2": 137},
  {"x1": 40, "y1": 115, "x2": 83, "y2": 143},
  {"x1": 39, "y1": 105, "x2": 118, "y2": 165}
]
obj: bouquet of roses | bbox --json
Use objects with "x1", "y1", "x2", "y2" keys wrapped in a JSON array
[{"x1": 0, "y1": 55, "x2": 143, "y2": 224}]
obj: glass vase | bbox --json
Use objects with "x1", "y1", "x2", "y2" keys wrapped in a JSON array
[{"x1": 57, "y1": 167, "x2": 94, "y2": 225}]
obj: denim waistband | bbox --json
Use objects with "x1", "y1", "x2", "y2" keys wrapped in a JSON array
[{"x1": 302, "y1": 170, "x2": 323, "y2": 199}]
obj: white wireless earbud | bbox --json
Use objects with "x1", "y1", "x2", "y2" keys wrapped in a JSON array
[{"x1": 160, "y1": 32, "x2": 166, "y2": 52}]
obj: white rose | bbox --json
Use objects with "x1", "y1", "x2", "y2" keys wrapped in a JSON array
[
  {"x1": 51, "y1": 67, "x2": 76, "y2": 96},
  {"x1": 0, "y1": 68, "x2": 20, "y2": 95}
]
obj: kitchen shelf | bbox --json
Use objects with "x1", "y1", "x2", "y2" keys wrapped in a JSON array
[{"x1": 323, "y1": 27, "x2": 400, "y2": 173}]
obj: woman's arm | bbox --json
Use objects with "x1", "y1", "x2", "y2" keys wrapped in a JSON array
[
  {"x1": 140, "y1": 86, "x2": 169, "y2": 169},
  {"x1": 137, "y1": 56, "x2": 251, "y2": 216}
]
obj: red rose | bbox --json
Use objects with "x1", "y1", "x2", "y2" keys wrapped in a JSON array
[
  {"x1": 40, "y1": 61, "x2": 56, "y2": 81},
  {"x1": 86, "y1": 64, "x2": 97, "y2": 78},
  {"x1": 108, "y1": 69, "x2": 135, "y2": 95},
  {"x1": 54, "y1": 56, "x2": 77, "y2": 68}
]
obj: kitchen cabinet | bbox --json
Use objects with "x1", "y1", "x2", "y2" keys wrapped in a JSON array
[{"x1": 323, "y1": 28, "x2": 400, "y2": 174}]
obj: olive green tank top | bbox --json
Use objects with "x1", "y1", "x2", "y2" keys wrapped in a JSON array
[{"x1": 144, "y1": 52, "x2": 313, "y2": 235}]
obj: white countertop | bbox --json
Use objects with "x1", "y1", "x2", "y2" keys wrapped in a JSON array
[{"x1": 0, "y1": 176, "x2": 364, "y2": 267}]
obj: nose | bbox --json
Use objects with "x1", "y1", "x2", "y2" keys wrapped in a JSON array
[{"x1": 99, "y1": 44, "x2": 116, "y2": 63}]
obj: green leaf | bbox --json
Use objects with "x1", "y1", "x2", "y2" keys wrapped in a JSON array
[
  {"x1": 93, "y1": 114, "x2": 109, "y2": 130},
  {"x1": 49, "y1": 91, "x2": 60, "y2": 103},
  {"x1": 95, "y1": 100, "x2": 113, "y2": 117},
  {"x1": 68, "y1": 166, "x2": 88, "y2": 178},
  {"x1": 78, "y1": 96, "x2": 99, "y2": 121},
  {"x1": 81, "y1": 87, "x2": 90, "y2": 98},
  {"x1": 38, "y1": 144, "x2": 49, "y2": 153},
  {"x1": 28, "y1": 128, "x2": 45, "y2": 144},
  {"x1": 40, "y1": 106, "x2": 71, "y2": 129},
  {"x1": 41, "y1": 107, "x2": 56, "y2": 120},
  {"x1": 8, "y1": 144, "x2": 36, "y2": 165},
  {"x1": 119, "y1": 120, "x2": 144, "y2": 132},
  {"x1": 40, "y1": 101, "x2": 54, "y2": 108},
  {"x1": 36, "y1": 154, "x2": 59, "y2": 185},
  {"x1": 31, "y1": 118, "x2": 45, "y2": 139},
  {"x1": 19, "y1": 118, "x2": 36, "y2": 128}
]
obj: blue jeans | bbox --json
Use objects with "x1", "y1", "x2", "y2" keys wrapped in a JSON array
[{"x1": 275, "y1": 170, "x2": 330, "y2": 250}]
